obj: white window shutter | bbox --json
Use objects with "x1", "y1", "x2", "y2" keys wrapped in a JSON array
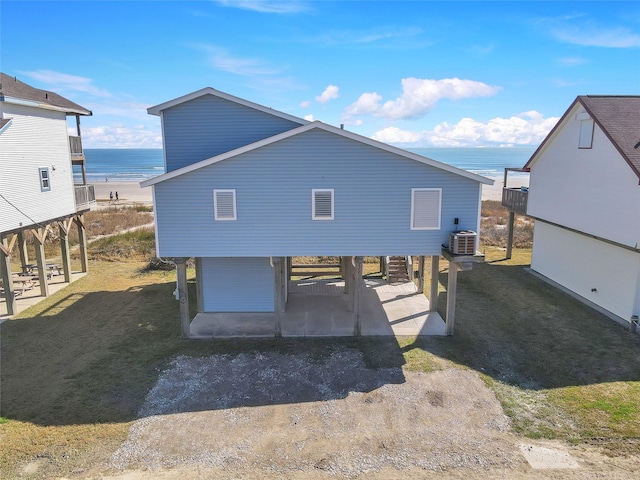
[
  {"x1": 312, "y1": 189, "x2": 334, "y2": 220},
  {"x1": 214, "y1": 190, "x2": 236, "y2": 221},
  {"x1": 411, "y1": 188, "x2": 441, "y2": 230}
]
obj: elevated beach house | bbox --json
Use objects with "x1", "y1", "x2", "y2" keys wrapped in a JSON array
[
  {"x1": 0, "y1": 73, "x2": 94, "y2": 316},
  {"x1": 502, "y1": 95, "x2": 640, "y2": 329},
  {"x1": 141, "y1": 87, "x2": 493, "y2": 337}
]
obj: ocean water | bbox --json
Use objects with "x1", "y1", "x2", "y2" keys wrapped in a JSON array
[
  {"x1": 79, "y1": 147, "x2": 535, "y2": 182},
  {"x1": 80, "y1": 149, "x2": 165, "y2": 182}
]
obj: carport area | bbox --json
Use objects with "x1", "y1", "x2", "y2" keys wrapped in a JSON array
[{"x1": 190, "y1": 278, "x2": 446, "y2": 338}]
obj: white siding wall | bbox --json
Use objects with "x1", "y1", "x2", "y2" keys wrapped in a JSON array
[
  {"x1": 527, "y1": 104, "x2": 640, "y2": 248},
  {"x1": 0, "y1": 103, "x2": 76, "y2": 233},
  {"x1": 531, "y1": 221, "x2": 640, "y2": 322}
]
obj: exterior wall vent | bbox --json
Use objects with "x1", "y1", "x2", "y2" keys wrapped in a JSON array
[{"x1": 449, "y1": 230, "x2": 476, "y2": 255}]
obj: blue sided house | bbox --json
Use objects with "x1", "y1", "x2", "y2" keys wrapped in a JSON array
[{"x1": 141, "y1": 88, "x2": 492, "y2": 338}]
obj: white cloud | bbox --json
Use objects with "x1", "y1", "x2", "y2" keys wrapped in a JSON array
[
  {"x1": 372, "y1": 111, "x2": 559, "y2": 147},
  {"x1": 552, "y1": 24, "x2": 640, "y2": 48},
  {"x1": 20, "y1": 70, "x2": 112, "y2": 98},
  {"x1": 557, "y1": 56, "x2": 588, "y2": 67},
  {"x1": 195, "y1": 44, "x2": 280, "y2": 76},
  {"x1": 303, "y1": 114, "x2": 314, "y2": 121},
  {"x1": 300, "y1": 100, "x2": 311, "y2": 108},
  {"x1": 342, "y1": 92, "x2": 383, "y2": 120},
  {"x1": 305, "y1": 26, "x2": 423, "y2": 47},
  {"x1": 538, "y1": 15, "x2": 640, "y2": 48},
  {"x1": 315, "y1": 85, "x2": 339, "y2": 104},
  {"x1": 213, "y1": 1, "x2": 308, "y2": 14},
  {"x1": 81, "y1": 124, "x2": 162, "y2": 149},
  {"x1": 342, "y1": 77, "x2": 501, "y2": 124}
]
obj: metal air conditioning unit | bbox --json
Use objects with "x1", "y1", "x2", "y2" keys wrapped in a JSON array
[{"x1": 449, "y1": 230, "x2": 476, "y2": 255}]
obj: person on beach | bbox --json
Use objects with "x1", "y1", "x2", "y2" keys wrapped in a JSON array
[
  {"x1": 109, "y1": 191, "x2": 113, "y2": 204},
  {"x1": 115, "y1": 191, "x2": 119, "y2": 203}
]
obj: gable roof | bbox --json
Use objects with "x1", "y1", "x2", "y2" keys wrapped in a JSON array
[
  {"x1": 141, "y1": 120, "x2": 493, "y2": 187},
  {"x1": 525, "y1": 95, "x2": 640, "y2": 181},
  {"x1": 147, "y1": 87, "x2": 308, "y2": 126},
  {"x1": 0, "y1": 72, "x2": 92, "y2": 116}
]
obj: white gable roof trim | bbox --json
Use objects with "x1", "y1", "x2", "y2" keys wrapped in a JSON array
[
  {"x1": 147, "y1": 87, "x2": 309, "y2": 126},
  {"x1": 141, "y1": 121, "x2": 493, "y2": 188}
]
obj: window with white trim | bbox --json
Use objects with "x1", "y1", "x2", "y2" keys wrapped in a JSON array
[
  {"x1": 578, "y1": 119, "x2": 594, "y2": 149},
  {"x1": 39, "y1": 167, "x2": 51, "y2": 192},
  {"x1": 213, "y1": 189, "x2": 236, "y2": 221},
  {"x1": 576, "y1": 112, "x2": 594, "y2": 149},
  {"x1": 411, "y1": 188, "x2": 441, "y2": 230},
  {"x1": 312, "y1": 189, "x2": 334, "y2": 220}
]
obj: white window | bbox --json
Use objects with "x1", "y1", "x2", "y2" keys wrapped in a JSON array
[
  {"x1": 411, "y1": 188, "x2": 441, "y2": 230},
  {"x1": 576, "y1": 112, "x2": 594, "y2": 149},
  {"x1": 213, "y1": 189, "x2": 236, "y2": 221},
  {"x1": 579, "y1": 119, "x2": 594, "y2": 149},
  {"x1": 39, "y1": 167, "x2": 50, "y2": 192},
  {"x1": 312, "y1": 189, "x2": 334, "y2": 220}
]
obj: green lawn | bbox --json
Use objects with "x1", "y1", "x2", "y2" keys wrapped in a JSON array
[{"x1": 1, "y1": 245, "x2": 639, "y2": 478}]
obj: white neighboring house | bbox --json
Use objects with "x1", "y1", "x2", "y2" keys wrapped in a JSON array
[
  {"x1": 0, "y1": 72, "x2": 94, "y2": 316},
  {"x1": 524, "y1": 95, "x2": 640, "y2": 328}
]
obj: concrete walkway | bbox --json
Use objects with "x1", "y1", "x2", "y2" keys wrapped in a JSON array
[
  {"x1": 190, "y1": 278, "x2": 446, "y2": 338},
  {"x1": 0, "y1": 271, "x2": 86, "y2": 321}
]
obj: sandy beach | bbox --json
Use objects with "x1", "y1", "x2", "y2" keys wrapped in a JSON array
[
  {"x1": 94, "y1": 182, "x2": 153, "y2": 204},
  {"x1": 92, "y1": 174, "x2": 528, "y2": 206}
]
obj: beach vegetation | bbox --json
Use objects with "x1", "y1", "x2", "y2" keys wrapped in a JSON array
[{"x1": 480, "y1": 200, "x2": 533, "y2": 249}]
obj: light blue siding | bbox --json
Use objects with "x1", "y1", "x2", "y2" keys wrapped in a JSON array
[
  {"x1": 162, "y1": 94, "x2": 301, "y2": 172},
  {"x1": 154, "y1": 128, "x2": 481, "y2": 257},
  {"x1": 201, "y1": 257, "x2": 274, "y2": 312}
]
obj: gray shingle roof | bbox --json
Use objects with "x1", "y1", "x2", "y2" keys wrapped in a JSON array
[
  {"x1": 579, "y1": 95, "x2": 640, "y2": 180},
  {"x1": 0, "y1": 72, "x2": 91, "y2": 116}
]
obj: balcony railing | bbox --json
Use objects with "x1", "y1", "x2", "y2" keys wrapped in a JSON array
[
  {"x1": 75, "y1": 184, "x2": 95, "y2": 209},
  {"x1": 69, "y1": 135, "x2": 84, "y2": 156},
  {"x1": 502, "y1": 187, "x2": 528, "y2": 214}
]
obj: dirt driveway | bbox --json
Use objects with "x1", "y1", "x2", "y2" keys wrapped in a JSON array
[{"x1": 87, "y1": 347, "x2": 637, "y2": 479}]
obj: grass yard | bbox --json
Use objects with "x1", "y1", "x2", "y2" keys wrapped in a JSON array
[{"x1": 1, "y1": 230, "x2": 639, "y2": 477}]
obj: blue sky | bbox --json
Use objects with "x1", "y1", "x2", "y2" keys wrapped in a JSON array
[{"x1": 2, "y1": 1, "x2": 638, "y2": 148}]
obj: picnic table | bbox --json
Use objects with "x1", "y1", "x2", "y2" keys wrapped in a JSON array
[
  {"x1": 24, "y1": 263, "x2": 62, "y2": 279},
  {"x1": 10, "y1": 273, "x2": 38, "y2": 297}
]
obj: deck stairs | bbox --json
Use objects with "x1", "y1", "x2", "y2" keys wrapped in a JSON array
[{"x1": 386, "y1": 256, "x2": 410, "y2": 283}]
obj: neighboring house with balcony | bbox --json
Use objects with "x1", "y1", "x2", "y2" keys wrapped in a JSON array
[
  {"x1": 0, "y1": 73, "x2": 95, "y2": 315},
  {"x1": 141, "y1": 87, "x2": 492, "y2": 338},
  {"x1": 502, "y1": 95, "x2": 640, "y2": 329}
]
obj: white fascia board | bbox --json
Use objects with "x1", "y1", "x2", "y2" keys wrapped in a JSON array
[
  {"x1": 141, "y1": 120, "x2": 494, "y2": 187},
  {"x1": 146, "y1": 87, "x2": 309, "y2": 126},
  {"x1": 1, "y1": 96, "x2": 90, "y2": 116}
]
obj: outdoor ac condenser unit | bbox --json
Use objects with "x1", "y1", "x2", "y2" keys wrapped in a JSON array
[{"x1": 449, "y1": 230, "x2": 476, "y2": 255}]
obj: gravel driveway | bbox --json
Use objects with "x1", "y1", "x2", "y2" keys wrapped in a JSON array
[
  {"x1": 96, "y1": 347, "x2": 640, "y2": 479},
  {"x1": 107, "y1": 347, "x2": 521, "y2": 477}
]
